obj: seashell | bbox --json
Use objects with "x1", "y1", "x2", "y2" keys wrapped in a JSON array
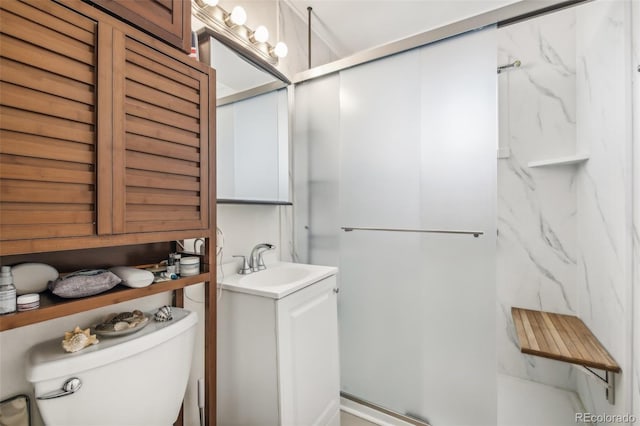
[
  {"x1": 95, "y1": 310, "x2": 149, "y2": 334},
  {"x1": 113, "y1": 321, "x2": 130, "y2": 331},
  {"x1": 154, "y1": 305, "x2": 173, "y2": 322},
  {"x1": 62, "y1": 326, "x2": 99, "y2": 353}
]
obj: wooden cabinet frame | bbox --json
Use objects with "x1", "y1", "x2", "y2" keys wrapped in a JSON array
[{"x1": 88, "y1": 0, "x2": 191, "y2": 53}]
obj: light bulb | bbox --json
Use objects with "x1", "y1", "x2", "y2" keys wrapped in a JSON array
[
  {"x1": 229, "y1": 6, "x2": 247, "y2": 26},
  {"x1": 273, "y1": 41, "x2": 288, "y2": 58},
  {"x1": 252, "y1": 25, "x2": 269, "y2": 43},
  {"x1": 203, "y1": 0, "x2": 218, "y2": 6}
]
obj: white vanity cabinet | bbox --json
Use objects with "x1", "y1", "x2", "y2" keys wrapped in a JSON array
[{"x1": 218, "y1": 268, "x2": 340, "y2": 426}]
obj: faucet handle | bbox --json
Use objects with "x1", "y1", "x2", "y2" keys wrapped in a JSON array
[{"x1": 232, "y1": 255, "x2": 252, "y2": 275}]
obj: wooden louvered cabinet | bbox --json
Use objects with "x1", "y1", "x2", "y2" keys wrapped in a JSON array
[
  {"x1": 112, "y1": 33, "x2": 209, "y2": 234},
  {"x1": 88, "y1": 0, "x2": 191, "y2": 53},
  {"x1": 0, "y1": 0, "x2": 213, "y2": 255},
  {"x1": 0, "y1": 0, "x2": 103, "y2": 242}
]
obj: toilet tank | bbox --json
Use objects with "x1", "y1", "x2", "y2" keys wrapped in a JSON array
[{"x1": 26, "y1": 307, "x2": 198, "y2": 426}]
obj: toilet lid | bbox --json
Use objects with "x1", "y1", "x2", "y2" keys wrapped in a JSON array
[{"x1": 25, "y1": 308, "x2": 196, "y2": 383}]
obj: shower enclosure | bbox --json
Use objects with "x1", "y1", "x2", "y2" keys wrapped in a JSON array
[{"x1": 294, "y1": 28, "x2": 498, "y2": 425}]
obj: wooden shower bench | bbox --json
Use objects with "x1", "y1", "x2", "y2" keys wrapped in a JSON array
[{"x1": 511, "y1": 307, "x2": 620, "y2": 404}]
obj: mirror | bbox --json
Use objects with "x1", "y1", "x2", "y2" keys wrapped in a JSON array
[{"x1": 197, "y1": 28, "x2": 291, "y2": 204}]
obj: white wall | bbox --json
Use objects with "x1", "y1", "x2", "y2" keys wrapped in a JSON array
[
  {"x1": 497, "y1": 6, "x2": 579, "y2": 390},
  {"x1": 217, "y1": 204, "x2": 293, "y2": 268},
  {"x1": 203, "y1": 0, "x2": 339, "y2": 78}
]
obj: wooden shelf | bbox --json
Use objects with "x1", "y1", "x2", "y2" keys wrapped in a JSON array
[
  {"x1": 0, "y1": 270, "x2": 210, "y2": 332},
  {"x1": 512, "y1": 307, "x2": 620, "y2": 373},
  {"x1": 527, "y1": 153, "x2": 589, "y2": 168}
]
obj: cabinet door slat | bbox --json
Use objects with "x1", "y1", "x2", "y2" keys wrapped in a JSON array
[
  {"x1": 0, "y1": 210, "x2": 95, "y2": 225},
  {"x1": 0, "y1": 131, "x2": 94, "y2": 164},
  {"x1": 125, "y1": 99, "x2": 200, "y2": 133},
  {"x1": 0, "y1": 185, "x2": 94, "y2": 204},
  {"x1": 126, "y1": 134, "x2": 200, "y2": 162},
  {"x1": 126, "y1": 209, "x2": 200, "y2": 223},
  {"x1": 126, "y1": 150, "x2": 200, "y2": 178},
  {"x1": 125, "y1": 48, "x2": 199, "y2": 89},
  {"x1": 1, "y1": 82, "x2": 94, "y2": 125},
  {"x1": 126, "y1": 115, "x2": 199, "y2": 148},
  {"x1": 3, "y1": 0, "x2": 96, "y2": 34},
  {"x1": 0, "y1": 59, "x2": 94, "y2": 105},
  {"x1": 0, "y1": 224, "x2": 95, "y2": 240},
  {"x1": 1, "y1": 10, "x2": 95, "y2": 65},
  {"x1": 126, "y1": 62, "x2": 200, "y2": 104},
  {"x1": 1, "y1": 36, "x2": 94, "y2": 85},
  {"x1": 126, "y1": 192, "x2": 201, "y2": 206},
  {"x1": 0, "y1": 164, "x2": 94, "y2": 185},
  {"x1": 126, "y1": 170, "x2": 199, "y2": 192},
  {"x1": 125, "y1": 80, "x2": 199, "y2": 118}
]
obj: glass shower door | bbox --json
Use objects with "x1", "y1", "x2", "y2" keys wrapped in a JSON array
[{"x1": 295, "y1": 26, "x2": 497, "y2": 426}]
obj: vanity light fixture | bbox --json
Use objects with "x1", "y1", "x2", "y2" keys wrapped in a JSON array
[
  {"x1": 193, "y1": 0, "x2": 288, "y2": 64},
  {"x1": 225, "y1": 6, "x2": 247, "y2": 27},
  {"x1": 271, "y1": 41, "x2": 288, "y2": 59},
  {"x1": 250, "y1": 25, "x2": 269, "y2": 43}
]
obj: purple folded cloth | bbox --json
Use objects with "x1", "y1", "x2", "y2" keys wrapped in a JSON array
[{"x1": 48, "y1": 269, "x2": 121, "y2": 298}]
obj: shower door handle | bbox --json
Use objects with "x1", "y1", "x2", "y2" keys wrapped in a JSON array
[{"x1": 37, "y1": 377, "x2": 82, "y2": 400}]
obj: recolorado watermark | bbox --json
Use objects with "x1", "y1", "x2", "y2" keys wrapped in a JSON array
[{"x1": 576, "y1": 413, "x2": 637, "y2": 423}]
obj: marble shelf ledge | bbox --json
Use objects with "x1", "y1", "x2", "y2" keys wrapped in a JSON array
[{"x1": 527, "y1": 153, "x2": 590, "y2": 168}]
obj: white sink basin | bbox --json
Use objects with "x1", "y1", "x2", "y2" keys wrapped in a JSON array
[{"x1": 220, "y1": 262, "x2": 338, "y2": 299}]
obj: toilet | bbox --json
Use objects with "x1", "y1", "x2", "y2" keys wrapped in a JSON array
[{"x1": 25, "y1": 307, "x2": 198, "y2": 426}]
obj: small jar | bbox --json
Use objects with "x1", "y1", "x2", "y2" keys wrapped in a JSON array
[
  {"x1": 180, "y1": 257, "x2": 200, "y2": 276},
  {"x1": 17, "y1": 293, "x2": 40, "y2": 312}
]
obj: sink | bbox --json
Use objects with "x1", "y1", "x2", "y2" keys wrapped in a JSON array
[
  {"x1": 238, "y1": 265, "x2": 314, "y2": 287},
  {"x1": 220, "y1": 262, "x2": 338, "y2": 299}
]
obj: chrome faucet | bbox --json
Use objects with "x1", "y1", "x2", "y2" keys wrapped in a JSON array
[{"x1": 249, "y1": 243, "x2": 275, "y2": 272}]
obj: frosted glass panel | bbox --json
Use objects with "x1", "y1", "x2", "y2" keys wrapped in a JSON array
[
  {"x1": 296, "y1": 26, "x2": 497, "y2": 426},
  {"x1": 340, "y1": 49, "x2": 422, "y2": 229},
  {"x1": 415, "y1": 29, "x2": 497, "y2": 425},
  {"x1": 338, "y1": 49, "x2": 425, "y2": 414},
  {"x1": 294, "y1": 75, "x2": 342, "y2": 266}
]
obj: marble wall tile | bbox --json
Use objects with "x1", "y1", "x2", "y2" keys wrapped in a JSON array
[
  {"x1": 497, "y1": 7, "x2": 578, "y2": 389},
  {"x1": 575, "y1": 0, "x2": 633, "y2": 420}
]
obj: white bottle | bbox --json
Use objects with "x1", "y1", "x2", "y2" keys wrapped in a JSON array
[{"x1": 0, "y1": 266, "x2": 17, "y2": 315}]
